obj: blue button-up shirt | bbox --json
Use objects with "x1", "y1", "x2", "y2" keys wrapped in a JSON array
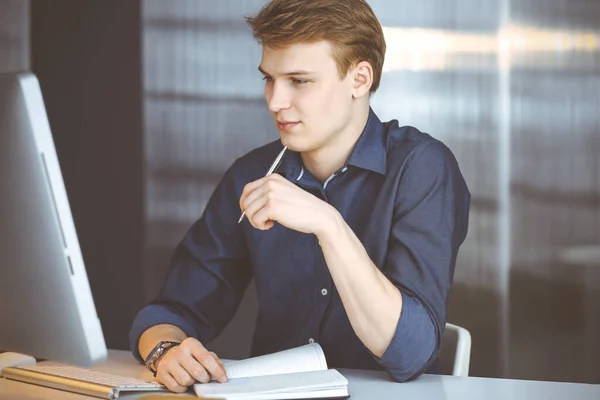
[{"x1": 130, "y1": 109, "x2": 470, "y2": 382}]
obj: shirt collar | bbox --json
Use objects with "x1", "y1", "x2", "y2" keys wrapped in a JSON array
[
  {"x1": 345, "y1": 107, "x2": 387, "y2": 175},
  {"x1": 277, "y1": 147, "x2": 304, "y2": 181},
  {"x1": 276, "y1": 107, "x2": 387, "y2": 179}
]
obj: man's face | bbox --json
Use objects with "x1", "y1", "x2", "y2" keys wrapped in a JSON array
[{"x1": 259, "y1": 41, "x2": 355, "y2": 154}]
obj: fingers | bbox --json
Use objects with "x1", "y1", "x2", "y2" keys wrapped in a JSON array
[
  {"x1": 243, "y1": 194, "x2": 273, "y2": 230},
  {"x1": 180, "y1": 355, "x2": 211, "y2": 383},
  {"x1": 190, "y1": 348, "x2": 228, "y2": 383},
  {"x1": 241, "y1": 184, "x2": 270, "y2": 216},
  {"x1": 156, "y1": 364, "x2": 189, "y2": 393},
  {"x1": 187, "y1": 339, "x2": 227, "y2": 383},
  {"x1": 155, "y1": 338, "x2": 228, "y2": 392},
  {"x1": 239, "y1": 176, "x2": 269, "y2": 211},
  {"x1": 241, "y1": 177, "x2": 290, "y2": 230},
  {"x1": 251, "y1": 205, "x2": 275, "y2": 231},
  {"x1": 170, "y1": 364, "x2": 196, "y2": 387},
  {"x1": 239, "y1": 174, "x2": 288, "y2": 214}
]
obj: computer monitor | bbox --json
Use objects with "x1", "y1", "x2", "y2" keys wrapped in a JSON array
[{"x1": 0, "y1": 72, "x2": 107, "y2": 366}]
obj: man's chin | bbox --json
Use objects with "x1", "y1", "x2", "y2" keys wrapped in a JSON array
[
  {"x1": 280, "y1": 130, "x2": 323, "y2": 152},
  {"x1": 280, "y1": 139, "x2": 320, "y2": 154},
  {"x1": 279, "y1": 133, "x2": 296, "y2": 149}
]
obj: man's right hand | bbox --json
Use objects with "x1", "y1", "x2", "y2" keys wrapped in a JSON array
[{"x1": 155, "y1": 337, "x2": 228, "y2": 393}]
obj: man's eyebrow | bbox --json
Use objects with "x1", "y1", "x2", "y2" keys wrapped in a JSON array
[{"x1": 258, "y1": 66, "x2": 316, "y2": 76}]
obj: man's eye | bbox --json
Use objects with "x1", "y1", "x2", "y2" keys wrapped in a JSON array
[
  {"x1": 292, "y1": 79, "x2": 308, "y2": 85},
  {"x1": 262, "y1": 76, "x2": 274, "y2": 82}
]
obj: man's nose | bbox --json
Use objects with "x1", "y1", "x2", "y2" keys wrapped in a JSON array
[{"x1": 267, "y1": 82, "x2": 292, "y2": 113}]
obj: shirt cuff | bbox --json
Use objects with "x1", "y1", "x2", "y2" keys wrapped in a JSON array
[
  {"x1": 372, "y1": 292, "x2": 436, "y2": 382},
  {"x1": 128, "y1": 304, "x2": 200, "y2": 362}
]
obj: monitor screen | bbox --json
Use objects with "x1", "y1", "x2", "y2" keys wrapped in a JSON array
[{"x1": 0, "y1": 72, "x2": 107, "y2": 366}]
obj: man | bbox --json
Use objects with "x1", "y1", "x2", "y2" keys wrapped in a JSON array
[{"x1": 130, "y1": 0, "x2": 470, "y2": 392}]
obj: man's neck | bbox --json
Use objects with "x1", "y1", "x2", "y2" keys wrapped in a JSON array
[{"x1": 300, "y1": 104, "x2": 370, "y2": 184}]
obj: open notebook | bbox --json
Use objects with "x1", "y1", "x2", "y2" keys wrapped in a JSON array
[{"x1": 194, "y1": 343, "x2": 348, "y2": 399}]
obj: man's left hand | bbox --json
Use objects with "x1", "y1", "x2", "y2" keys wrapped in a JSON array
[{"x1": 239, "y1": 173, "x2": 336, "y2": 235}]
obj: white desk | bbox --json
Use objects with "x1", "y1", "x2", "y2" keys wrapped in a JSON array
[{"x1": 0, "y1": 350, "x2": 598, "y2": 399}]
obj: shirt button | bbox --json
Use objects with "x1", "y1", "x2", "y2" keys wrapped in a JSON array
[
  {"x1": 308, "y1": 338, "x2": 315, "y2": 344},
  {"x1": 321, "y1": 288, "x2": 328, "y2": 296}
]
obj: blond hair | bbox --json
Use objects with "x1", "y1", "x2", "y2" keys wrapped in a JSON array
[{"x1": 246, "y1": 0, "x2": 386, "y2": 93}]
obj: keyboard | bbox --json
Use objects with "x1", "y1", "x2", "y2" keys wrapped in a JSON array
[{"x1": 1, "y1": 364, "x2": 168, "y2": 399}]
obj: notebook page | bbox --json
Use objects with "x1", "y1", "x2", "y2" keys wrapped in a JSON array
[
  {"x1": 201, "y1": 387, "x2": 349, "y2": 400},
  {"x1": 194, "y1": 369, "x2": 347, "y2": 398},
  {"x1": 223, "y1": 343, "x2": 328, "y2": 379}
]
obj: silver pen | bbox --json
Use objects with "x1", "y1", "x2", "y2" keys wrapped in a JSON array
[{"x1": 238, "y1": 145, "x2": 288, "y2": 223}]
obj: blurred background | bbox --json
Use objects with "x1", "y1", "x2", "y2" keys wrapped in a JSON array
[{"x1": 1, "y1": 0, "x2": 598, "y2": 383}]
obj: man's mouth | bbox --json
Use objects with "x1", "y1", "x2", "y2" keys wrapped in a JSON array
[{"x1": 276, "y1": 121, "x2": 300, "y2": 131}]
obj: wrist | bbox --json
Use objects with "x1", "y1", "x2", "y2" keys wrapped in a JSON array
[
  {"x1": 139, "y1": 324, "x2": 187, "y2": 361},
  {"x1": 315, "y1": 206, "x2": 344, "y2": 245},
  {"x1": 153, "y1": 346, "x2": 175, "y2": 371},
  {"x1": 144, "y1": 340, "x2": 181, "y2": 377}
]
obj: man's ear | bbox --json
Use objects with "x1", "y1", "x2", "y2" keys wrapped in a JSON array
[{"x1": 352, "y1": 61, "x2": 373, "y2": 99}]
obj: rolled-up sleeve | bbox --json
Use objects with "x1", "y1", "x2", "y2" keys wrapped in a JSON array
[
  {"x1": 129, "y1": 162, "x2": 252, "y2": 362},
  {"x1": 373, "y1": 141, "x2": 470, "y2": 382}
]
